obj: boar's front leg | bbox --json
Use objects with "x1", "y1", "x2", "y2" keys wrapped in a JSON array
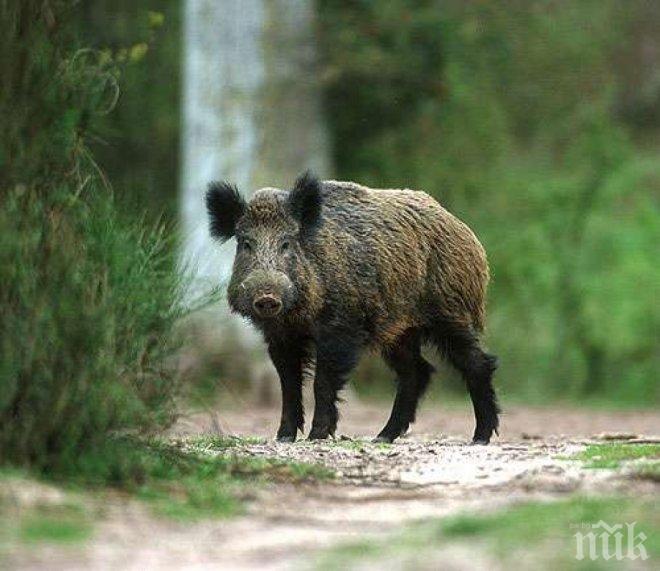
[
  {"x1": 268, "y1": 339, "x2": 306, "y2": 442},
  {"x1": 308, "y1": 332, "x2": 362, "y2": 440}
]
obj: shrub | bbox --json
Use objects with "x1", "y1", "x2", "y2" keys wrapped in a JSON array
[
  {"x1": 0, "y1": 187, "x2": 185, "y2": 471},
  {"x1": 0, "y1": 1, "x2": 186, "y2": 473}
]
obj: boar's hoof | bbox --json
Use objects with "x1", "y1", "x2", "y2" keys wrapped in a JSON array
[
  {"x1": 372, "y1": 435, "x2": 395, "y2": 444},
  {"x1": 470, "y1": 437, "x2": 490, "y2": 445},
  {"x1": 307, "y1": 428, "x2": 332, "y2": 440},
  {"x1": 276, "y1": 434, "x2": 296, "y2": 443}
]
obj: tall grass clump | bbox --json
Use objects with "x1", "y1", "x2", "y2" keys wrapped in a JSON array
[{"x1": 0, "y1": 2, "x2": 185, "y2": 474}]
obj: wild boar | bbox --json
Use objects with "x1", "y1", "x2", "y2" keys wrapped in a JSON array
[{"x1": 206, "y1": 172, "x2": 499, "y2": 443}]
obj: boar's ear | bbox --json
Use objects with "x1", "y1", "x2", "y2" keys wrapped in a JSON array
[
  {"x1": 206, "y1": 181, "x2": 247, "y2": 241},
  {"x1": 289, "y1": 171, "x2": 322, "y2": 234}
]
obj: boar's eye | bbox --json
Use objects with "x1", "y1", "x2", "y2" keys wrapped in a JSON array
[
  {"x1": 279, "y1": 240, "x2": 291, "y2": 254},
  {"x1": 239, "y1": 239, "x2": 253, "y2": 254}
]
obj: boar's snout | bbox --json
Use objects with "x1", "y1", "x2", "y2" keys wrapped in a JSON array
[
  {"x1": 231, "y1": 269, "x2": 295, "y2": 320},
  {"x1": 253, "y1": 293, "x2": 282, "y2": 317}
]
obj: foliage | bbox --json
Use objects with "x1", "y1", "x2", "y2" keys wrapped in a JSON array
[
  {"x1": 0, "y1": 1, "x2": 185, "y2": 473},
  {"x1": 319, "y1": 0, "x2": 660, "y2": 404},
  {"x1": 0, "y1": 187, "x2": 185, "y2": 469}
]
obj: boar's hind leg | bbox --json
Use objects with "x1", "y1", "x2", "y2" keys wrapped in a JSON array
[
  {"x1": 308, "y1": 333, "x2": 362, "y2": 440},
  {"x1": 268, "y1": 339, "x2": 306, "y2": 442},
  {"x1": 375, "y1": 330, "x2": 435, "y2": 443},
  {"x1": 438, "y1": 325, "x2": 500, "y2": 444}
]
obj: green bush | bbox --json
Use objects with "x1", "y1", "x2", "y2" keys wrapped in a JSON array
[
  {"x1": 0, "y1": 1, "x2": 186, "y2": 472},
  {"x1": 0, "y1": 187, "x2": 185, "y2": 470}
]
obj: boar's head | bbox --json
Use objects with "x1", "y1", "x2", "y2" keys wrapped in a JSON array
[{"x1": 206, "y1": 172, "x2": 322, "y2": 321}]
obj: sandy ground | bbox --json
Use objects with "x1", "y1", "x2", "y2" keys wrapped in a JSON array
[{"x1": 5, "y1": 396, "x2": 659, "y2": 570}]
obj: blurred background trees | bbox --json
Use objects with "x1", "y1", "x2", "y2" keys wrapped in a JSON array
[
  {"x1": 321, "y1": 0, "x2": 660, "y2": 405},
  {"x1": 74, "y1": 0, "x2": 181, "y2": 219}
]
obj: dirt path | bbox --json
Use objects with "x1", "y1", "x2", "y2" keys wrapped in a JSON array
[{"x1": 6, "y1": 399, "x2": 659, "y2": 570}]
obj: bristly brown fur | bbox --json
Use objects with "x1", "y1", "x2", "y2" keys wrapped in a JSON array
[{"x1": 309, "y1": 180, "x2": 490, "y2": 340}]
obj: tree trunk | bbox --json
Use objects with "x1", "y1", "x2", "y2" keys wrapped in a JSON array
[{"x1": 180, "y1": 0, "x2": 330, "y2": 400}]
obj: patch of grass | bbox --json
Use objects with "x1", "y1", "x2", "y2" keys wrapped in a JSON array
[
  {"x1": 136, "y1": 477, "x2": 240, "y2": 520},
  {"x1": 3, "y1": 437, "x2": 334, "y2": 526},
  {"x1": 61, "y1": 437, "x2": 333, "y2": 521},
  {"x1": 279, "y1": 460, "x2": 335, "y2": 481},
  {"x1": 570, "y1": 443, "x2": 660, "y2": 469},
  {"x1": 0, "y1": 493, "x2": 92, "y2": 549},
  {"x1": 317, "y1": 540, "x2": 380, "y2": 571},
  {"x1": 439, "y1": 498, "x2": 654, "y2": 545},
  {"x1": 324, "y1": 438, "x2": 392, "y2": 451},
  {"x1": 135, "y1": 452, "x2": 333, "y2": 520},
  {"x1": 317, "y1": 497, "x2": 659, "y2": 570},
  {"x1": 20, "y1": 506, "x2": 92, "y2": 544},
  {"x1": 183, "y1": 435, "x2": 267, "y2": 450}
]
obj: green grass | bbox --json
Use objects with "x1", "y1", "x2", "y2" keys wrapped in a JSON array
[
  {"x1": 182, "y1": 435, "x2": 267, "y2": 450},
  {"x1": 323, "y1": 438, "x2": 392, "y2": 452},
  {"x1": 136, "y1": 453, "x2": 332, "y2": 520},
  {"x1": 0, "y1": 481, "x2": 92, "y2": 549},
  {"x1": 278, "y1": 460, "x2": 335, "y2": 481},
  {"x1": 54, "y1": 437, "x2": 333, "y2": 521},
  {"x1": 317, "y1": 497, "x2": 659, "y2": 570},
  {"x1": 439, "y1": 498, "x2": 654, "y2": 545},
  {"x1": 19, "y1": 505, "x2": 92, "y2": 544},
  {"x1": 569, "y1": 443, "x2": 660, "y2": 469},
  {"x1": 1, "y1": 436, "x2": 335, "y2": 554},
  {"x1": 93, "y1": 437, "x2": 333, "y2": 520}
]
